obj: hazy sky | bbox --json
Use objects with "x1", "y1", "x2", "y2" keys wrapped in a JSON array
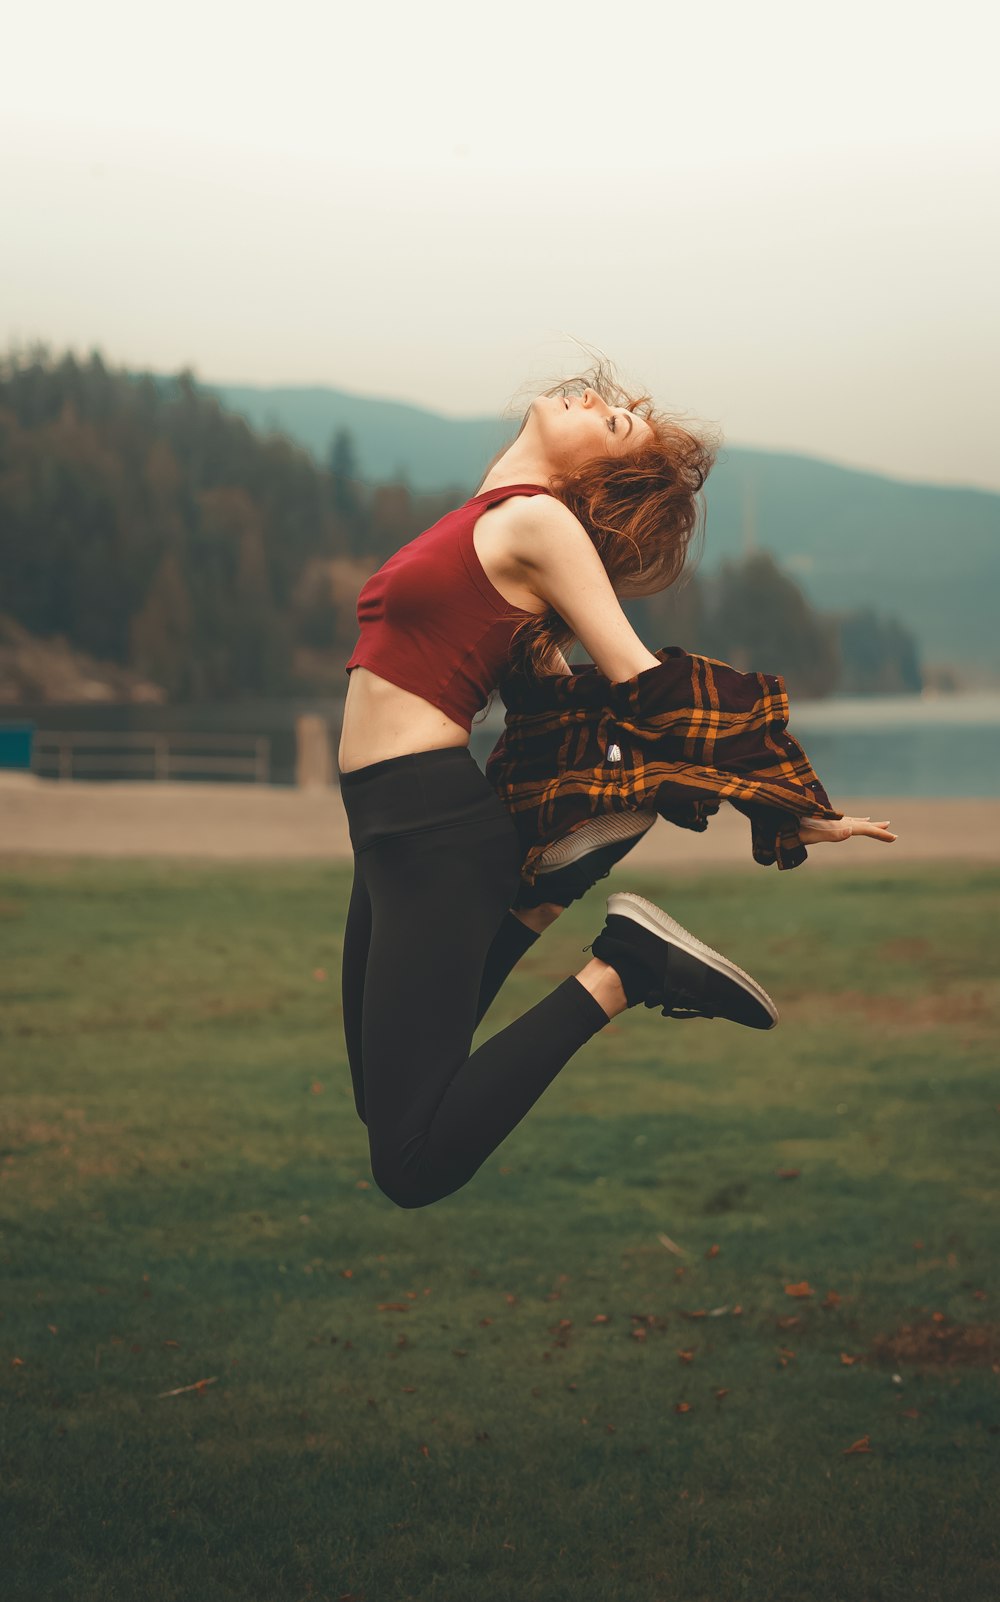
[{"x1": 4, "y1": 0, "x2": 999, "y2": 490}]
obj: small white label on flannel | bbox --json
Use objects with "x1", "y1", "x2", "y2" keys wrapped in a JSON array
[{"x1": 606, "y1": 742, "x2": 622, "y2": 763}]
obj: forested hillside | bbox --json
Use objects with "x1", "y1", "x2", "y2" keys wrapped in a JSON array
[
  {"x1": 209, "y1": 373, "x2": 1000, "y2": 674},
  {"x1": 0, "y1": 345, "x2": 921, "y2": 703}
]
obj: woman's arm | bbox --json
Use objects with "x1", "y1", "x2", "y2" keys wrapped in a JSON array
[{"x1": 511, "y1": 497, "x2": 662, "y2": 684}]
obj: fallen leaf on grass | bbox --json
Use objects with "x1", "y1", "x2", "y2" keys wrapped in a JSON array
[
  {"x1": 592, "y1": 1314, "x2": 610, "y2": 1324},
  {"x1": 775, "y1": 1169, "x2": 800, "y2": 1180},
  {"x1": 776, "y1": 1316, "x2": 801, "y2": 1331},
  {"x1": 822, "y1": 1290, "x2": 842, "y2": 1309},
  {"x1": 679, "y1": 1309, "x2": 708, "y2": 1320},
  {"x1": 784, "y1": 1282, "x2": 814, "y2": 1298},
  {"x1": 715, "y1": 1388, "x2": 730, "y2": 1400},
  {"x1": 674, "y1": 1402, "x2": 691, "y2": 1414},
  {"x1": 657, "y1": 1233, "x2": 688, "y2": 1258},
  {"x1": 840, "y1": 1352, "x2": 862, "y2": 1366},
  {"x1": 157, "y1": 1376, "x2": 218, "y2": 1398},
  {"x1": 842, "y1": 1435, "x2": 873, "y2": 1455},
  {"x1": 677, "y1": 1349, "x2": 696, "y2": 1364},
  {"x1": 705, "y1": 1244, "x2": 721, "y2": 1258}
]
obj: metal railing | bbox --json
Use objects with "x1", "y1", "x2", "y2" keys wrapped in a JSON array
[{"x1": 32, "y1": 731, "x2": 271, "y2": 783}]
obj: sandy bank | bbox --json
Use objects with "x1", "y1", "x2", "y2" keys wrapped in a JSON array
[{"x1": 2, "y1": 774, "x2": 998, "y2": 871}]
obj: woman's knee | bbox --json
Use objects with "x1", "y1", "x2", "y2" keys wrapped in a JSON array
[
  {"x1": 369, "y1": 1145, "x2": 435, "y2": 1210},
  {"x1": 370, "y1": 1164, "x2": 434, "y2": 1211}
]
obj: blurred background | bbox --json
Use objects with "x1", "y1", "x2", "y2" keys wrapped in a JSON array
[
  {"x1": 3, "y1": 7, "x2": 1000, "y2": 1601},
  {"x1": 1, "y1": 0, "x2": 998, "y2": 815}
]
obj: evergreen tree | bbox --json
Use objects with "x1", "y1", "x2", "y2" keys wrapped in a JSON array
[
  {"x1": 327, "y1": 427, "x2": 365, "y2": 555},
  {"x1": 837, "y1": 608, "x2": 922, "y2": 694},
  {"x1": 129, "y1": 550, "x2": 194, "y2": 698},
  {"x1": 701, "y1": 552, "x2": 841, "y2": 699}
]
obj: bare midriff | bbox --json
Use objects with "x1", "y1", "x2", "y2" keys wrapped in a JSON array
[{"x1": 337, "y1": 496, "x2": 548, "y2": 774}]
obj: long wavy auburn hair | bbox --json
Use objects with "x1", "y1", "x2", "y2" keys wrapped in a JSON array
[{"x1": 478, "y1": 349, "x2": 720, "y2": 695}]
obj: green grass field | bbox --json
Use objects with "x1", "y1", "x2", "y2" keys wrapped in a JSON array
[{"x1": 2, "y1": 856, "x2": 998, "y2": 1602}]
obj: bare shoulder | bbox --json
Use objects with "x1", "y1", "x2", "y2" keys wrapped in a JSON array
[
  {"x1": 500, "y1": 492, "x2": 591, "y2": 570},
  {"x1": 497, "y1": 493, "x2": 662, "y2": 683}
]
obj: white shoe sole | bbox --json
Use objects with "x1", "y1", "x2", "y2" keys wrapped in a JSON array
[
  {"x1": 607, "y1": 890, "x2": 780, "y2": 1029},
  {"x1": 536, "y1": 808, "x2": 656, "y2": 871}
]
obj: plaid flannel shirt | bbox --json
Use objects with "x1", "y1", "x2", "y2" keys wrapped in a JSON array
[{"x1": 484, "y1": 645, "x2": 842, "y2": 886}]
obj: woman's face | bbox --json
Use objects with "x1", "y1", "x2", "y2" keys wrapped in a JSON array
[{"x1": 528, "y1": 387, "x2": 653, "y2": 472}]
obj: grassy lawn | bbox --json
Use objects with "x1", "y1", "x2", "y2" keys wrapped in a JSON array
[{"x1": 1, "y1": 855, "x2": 998, "y2": 1602}]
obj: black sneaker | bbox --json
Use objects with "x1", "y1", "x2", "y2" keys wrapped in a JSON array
[
  {"x1": 585, "y1": 890, "x2": 779, "y2": 1029},
  {"x1": 513, "y1": 808, "x2": 657, "y2": 910}
]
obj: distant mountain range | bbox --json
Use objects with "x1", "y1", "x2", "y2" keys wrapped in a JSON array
[{"x1": 197, "y1": 377, "x2": 1000, "y2": 673}]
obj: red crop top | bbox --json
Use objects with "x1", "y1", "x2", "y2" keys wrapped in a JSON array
[{"x1": 344, "y1": 482, "x2": 553, "y2": 732}]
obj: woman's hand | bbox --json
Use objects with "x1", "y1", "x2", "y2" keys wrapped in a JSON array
[{"x1": 797, "y1": 815, "x2": 897, "y2": 846}]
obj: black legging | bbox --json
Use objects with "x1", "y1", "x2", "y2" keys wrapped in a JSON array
[{"x1": 339, "y1": 745, "x2": 611, "y2": 1208}]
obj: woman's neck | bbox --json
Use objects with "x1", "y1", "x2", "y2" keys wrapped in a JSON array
[{"x1": 475, "y1": 441, "x2": 557, "y2": 496}]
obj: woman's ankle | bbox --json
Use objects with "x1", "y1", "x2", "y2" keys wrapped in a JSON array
[
  {"x1": 573, "y1": 957, "x2": 629, "y2": 1020},
  {"x1": 511, "y1": 902, "x2": 564, "y2": 934}
]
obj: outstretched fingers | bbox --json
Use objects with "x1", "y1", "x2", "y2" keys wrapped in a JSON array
[{"x1": 798, "y1": 814, "x2": 898, "y2": 846}]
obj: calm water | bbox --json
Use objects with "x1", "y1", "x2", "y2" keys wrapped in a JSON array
[
  {"x1": 784, "y1": 694, "x2": 1000, "y2": 799},
  {"x1": 15, "y1": 693, "x2": 1000, "y2": 798}
]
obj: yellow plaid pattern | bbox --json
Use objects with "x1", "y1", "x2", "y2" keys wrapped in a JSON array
[{"x1": 485, "y1": 646, "x2": 842, "y2": 886}]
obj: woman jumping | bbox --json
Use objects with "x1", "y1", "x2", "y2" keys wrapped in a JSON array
[{"x1": 338, "y1": 360, "x2": 895, "y2": 1209}]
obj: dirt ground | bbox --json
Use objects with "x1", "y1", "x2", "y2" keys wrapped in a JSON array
[{"x1": 2, "y1": 774, "x2": 998, "y2": 870}]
